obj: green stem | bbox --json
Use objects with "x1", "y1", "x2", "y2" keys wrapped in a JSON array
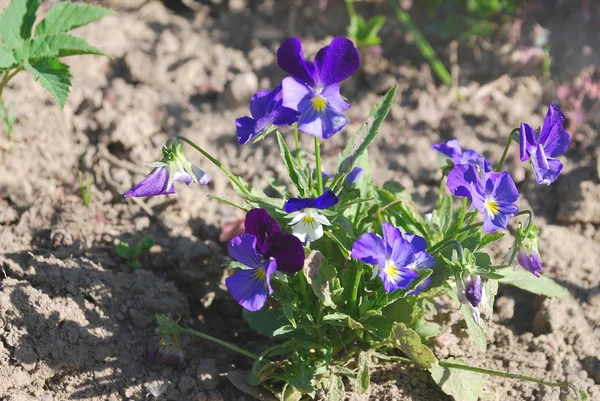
[
  {"x1": 344, "y1": 0, "x2": 357, "y2": 20},
  {"x1": 314, "y1": 136, "x2": 323, "y2": 195},
  {"x1": 298, "y1": 271, "x2": 311, "y2": 309},
  {"x1": 495, "y1": 128, "x2": 520, "y2": 172},
  {"x1": 350, "y1": 263, "x2": 362, "y2": 313},
  {"x1": 179, "y1": 326, "x2": 260, "y2": 361},
  {"x1": 0, "y1": 68, "x2": 22, "y2": 105},
  {"x1": 388, "y1": 0, "x2": 452, "y2": 86},
  {"x1": 172, "y1": 136, "x2": 251, "y2": 196},
  {"x1": 429, "y1": 222, "x2": 482, "y2": 254},
  {"x1": 437, "y1": 175, "x2": 446, "y2": 210},
  {"x1": 293, "y1": 124, "x2": 302, "y2": 166}
]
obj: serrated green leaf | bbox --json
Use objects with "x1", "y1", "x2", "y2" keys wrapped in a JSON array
[
  {"x1": 438, "y1": 195, "x2": 453, "y2": 234},
  {"x1": 326, "y1": 373, "x2": 345, "y2": 401},
  {"x1": 356, "y1": 352, "x2": 370, "y2": 394},
  {"x1": 497, "y1": 267, "x2": 569, "y2": 298},
  {"x1": 393, "y1": 323, "x2": 437, "y2": 368},
  {"x1": 24, "y1": 57, "x2": 71, "y2": 108},
  {"x1": 478, "y1": 232, "x2": 504, "y2": 249},
  {"x1": 337, "y1": 85, "x2": 397, "y2": 174},
  {"x1": 14, "y1": 33, "x2": 106, "y2": 61},
  {"x1": 0, "y1": 0, "x2": 41, "y2": 48},
  {"x1": 35, "y1": 2, "x2": 114, "y2": 36},
  {"x1": 0, "y1": 45, "x2": 16, "y2": 69},
  {"x1": 460, "y1": 302, "x2": 487, "y2": 351},
  {"x1": 429, "y1": 362, "x2": 485, "y2": 401},
  {"x1": 276, "y1": 131, "x2": 308, "y2": 196}
]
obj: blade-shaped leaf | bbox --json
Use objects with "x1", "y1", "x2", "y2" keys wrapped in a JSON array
[
  {"x1": 24, "y1": 57, "x2": 71, "y2": 108},
  {"x1": 36, "y1": 2, "x2": 114, "y2": 36},
  {"x1": 393, "y1": 323, "x2": 437, "y2": 368},
  {"x1": 497, "y1": 267, "x2": 569, "y2": 298},
  {"x1": 429, "y1": 362, "x2": 485, "y2": 401},
  {"x1": 0, "y1": 0, "x2": 41, "y2": 48},
  {"x1": 336, "y1": 85, "x2": 397, "y2": 174},
  {"x1": 0, "y1": 45, "x2": 16, "y2": 69},
  {"x1": 356, "y1": 352, "x2": 370, "y2": 394},
  {"x1": 460, "y1": 302, "x2": 486, "y2": 351},
  {"x1": 326, "y1": 373, "x2": 345, "y2": 401},
  {"x1": 14, "y1": 33, "x2": 106, "y2": 61}
]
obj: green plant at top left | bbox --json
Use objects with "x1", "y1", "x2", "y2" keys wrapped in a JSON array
[{"x1": 0, "y1": 0, "x2": 113, "y2": 109}]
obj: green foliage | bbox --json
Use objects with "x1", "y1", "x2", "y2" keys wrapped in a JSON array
[
  {"x1": 0, "y1": 100, "x2": 15, "y2": 140},
  {"x1": 0, "y1": 0, "x2": 112, "y2": 107},
  {"x1": 78, "y1": 171, "x2": 93, "y2": 208},
  {"x1": 393, "y1": 323, "x2": 437, "y2": 368},
  {"x1": 497, "y1": 267, "x2": 569, "y2": 298},
  {"x1": 429, "y1": 361, "x2": 486, "y2": 401},
  {"x1": 348, "y1": 14, "x2": 386, "y2": 48},
  {"x1": 116, "y1": 236, "x2": 155, "y2": 269}
]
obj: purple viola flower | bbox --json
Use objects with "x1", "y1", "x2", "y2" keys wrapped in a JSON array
[
  {"x1": 432, "y1": 139, "x2": 491, "y2": 171},
  {"x1": 404, "y1": 232, "x2": 436, "y2": 295},
  {"x1": 226, "y1": 209, "x2": 305, "y2": 312},
  {"x1": 457, "y1": 274, "x2": 485, "y2": 326},
  {"x1": 447, "y1": 164, "x2": 519, "y2": 232},
  {"x1": 352, "y1": 222, "x2": 426, "y2": 293},
  {"x1": 506, "y1": 224, "x2": 543, "y2": 278},
  {"x1": 235, "y1": 85, "x2": 299, "y2": 144},
  {"x1": 520, "y1": 104, "x2": 571, "y2": 185},
  {"x1": 124, "y1": 141, "x2": 210, "y2": 198},
  {"x1": 285, "y1": 190, "x2": 339, "y2": 242},
  {"x1": 346, "y1": 167, "x2": 364, "y2": 185},
  {"x1": 517, "y1": 251, "x2": 543, "y2": 278},
  {"x1": 277, "y1": 37, "x2": 360, "y2": 139}
]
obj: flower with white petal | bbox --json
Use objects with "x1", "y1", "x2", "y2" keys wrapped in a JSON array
[{"x1": 284, "y1": 190, "x2": 339, "y2": 243}]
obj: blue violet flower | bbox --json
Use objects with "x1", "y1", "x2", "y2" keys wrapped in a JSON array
[
  {"x1": 432, "y1": 139, "x2": 491, "y2": 171},
  {"x1": 277, "y1": 37, "x2": 360, "y2": 139}
]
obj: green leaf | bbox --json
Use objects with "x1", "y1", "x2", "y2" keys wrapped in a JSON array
[
  {"x1": 243, "y1": 309, "x2": 286, "y2": 338},
  {"x1": 116, "y1": 242, "x2": 133, "y2": 259},
  {"x1": 303, "y1": 251, "x2": 336, "y2": 308},
  {"x1": 0, "y1": 0, "x2": 41, "y2": 48},
  {"x1": 393, "y1": 323, "x2": 437, "y2": 368},
  {"x1": 438, "y1": 195, "x2": 453, "y2": 234},
  {"x1": 272, "y1": 325, "x2": 296, "y2": 337},
  {"x1": 496, "y1": 267, "x2": 569, "y2": 298},
  {"x1": 460, "y1": 302, "x2": 487, "y2": 351},
  {"x1": 24, "y1": 57, "x2": 71, "y2": 108},
  {"x1": 337, "y1": 85, "x2": 397, "y2": 174},
  {"x1": 477, "y1": 232, "x2": 504, "y2": 249},
  {"x1": 289, "y1": 366, "x2": 316, "y2": 397},
  {"x1": 283, "y1": 302, "x2": 296, "y2": 328},
  {"x1": 429, "y1": 362, "x2": 485, "y2": 401},
  {"x1": 276, "y1": 131, "x2": 308, "y2": 196},
  {"x1": 326, "y1": 373, "x2": 345, "y2": 401},
  {"x1": 35, "y1": 2, "x2": 114, "y2": 36},
  {"x1": 137, "y1": 236, "x2": 155, "y2": 252},
  {"x1": 356, "y1": 352, "x2": 370, "y2": 394},
  {"x1": 0, "y1": 45, "x2": 16, "y2": 69},
  {"x1": 14, "y1": 33, "x2": 106, "y2": 61}
]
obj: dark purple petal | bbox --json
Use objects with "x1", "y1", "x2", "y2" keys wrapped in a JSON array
[
  {"x1": 312, "y1": 190, "x2": 339, "y2": 209},
  {"x1": 262, "y1": 232, "x2": 305, "y2": 273},
  {"x1": 491, "y1": 171, "x2": 519, "y2": 204},
  {"x1": 281, "y1": 77, "x2": 313, "y2": 112},
  {"x1": 317, "y1": 106, "x2": 348, "y2": 139},
  {"x1": 313, "y1": 37, "x2": 360, "y2": 87},
  {"x1": 250, "y1": 89, "x2": 276, "y2": 120},
  {"x1": 403, "y1": 233, "x2": 427, "y2": 253},
  {"x1": 517, "y1": 251, "x2": 542, "y2": 278},
  {"x1": 296, "y1": 100, "x2": 348, "y2": 139},
  {"x1": 277, "y1": 38, "x2": 317, "y2": 86},
  {"x1": 225, "y1": 266, "x2": 269, "y2": 312},
  {"x1": 531, "y1": 145, "x2": 563, "y2": 185},
  {"x1": 346, "y1": 167, "x2": 364, "y2": 185},
  {"x1": 519, "y1": 122, "x2": 537, "y2": 162},
  {"x1": 542, "y1": 110, "x2": 571, "y2": 157},
  {"x1": 381, "y1": 222, "x2": 402, "y2": 256},
  {"x1": 482, "y1": 202, "x2": 516, "y2": 232},
  {"x1": 389, "y1": 237, "x2": 415, "y2": 269},
  {"x1": 352, "y1": 232, "x2": 385, "y2": 265},
  {"x1": 432, "y1": 139, "x2": 462, "y2": 159},
  {"x1": 245, "y1": 208, "x2": 281, "y2": 253},
  {"x1": 124, "y1": 167, "x2": 175, "y2": 198},
  {"x1": 459, "y1": 150, "x2": 490, "y2": 172},
  {"x1": 228, "y1": 233, "x2": 262, "y2": 268},
  {"x1": 538, "y1": 104, "x2": 566, "y2": 146},
  {"x1": 447, "y1": 164, "x2": 480, "y2": 199},
  {"x1": 236, "y1": 116, "x2": 258, "y2": 145},
  {"x1": 272, "y1": 106, "x2": 300, "y2": 126},
  {"x1": 284, "y1": 197, "x2": 314, "y2": 213},
  {"x1": 321, "y1": 84, "x2": 350, "y2": 112},
  {"x1": 465, "y1": 276, "x2": 483, "y2": 308},
  {"x1": 413, "y1": 251, "x2": 435, "y2": 270}
]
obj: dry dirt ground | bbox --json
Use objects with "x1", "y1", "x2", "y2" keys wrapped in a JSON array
[{"x1": 0, "y1": 0, "x2": 599, "y2": 400}]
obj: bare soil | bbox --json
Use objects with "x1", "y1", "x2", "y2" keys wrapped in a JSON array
[{"x1": 0, "y1": 0, "x2": 599, "y2": 400}]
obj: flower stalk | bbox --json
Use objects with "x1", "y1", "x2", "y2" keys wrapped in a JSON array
[
  {"x1": 495, "y1": 128, "x2": 520, "y2": 172},
  {"x1": 314, "y1": 136, "x2": 323, "y2": 195}
]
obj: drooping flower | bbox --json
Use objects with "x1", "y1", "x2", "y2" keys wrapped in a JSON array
[
  {"x1": 235, "y1": 85, "x2": 299, "y2": 144},
  {"x1": 124, "y1": 140, "x2": 210, "y2": 198},
  {"x1": 277, "y1": 37, "x2": 360, "y2": 139},
  {"x1": 346, "y1": 167, "x2": 364, "y2": 185},
  {"x1": 447, "y1": 164, "x2": 519, "y2": 232},
  {"x1": 285, "y1": 190, "x2": 339, "y2": 242},
  {"x1": 457, "y1": 274, "x2": 486, "y2": 325},
  {"x1": 432, "y1": 139, "x2": 491, "y2": 171},
  {"x1": 506, "y1": 224, "x2": 543, "y2": 278},
  {"x1": 225, "y1": 209, "x2": 305, "y2": 311},
  {"x1": 352, "y1": 222, "x2": 434, "y2": 293},
  {"x1": 520, "y1": 104, "x2": 571, "y2": 185}
]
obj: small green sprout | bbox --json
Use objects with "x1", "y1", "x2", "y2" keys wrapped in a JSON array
[
  {"x1": 345, "y1": 0, "x2": 386, "y2": 49},
  {"x1": 78, "y1": 171, "x2": 93, "y2": 207},
  {"x1": 0, "y1": 101, "x2": 15, "y2": 140},
  {"x1": 116, "y1": 236, "x2": 155, "y2": 269}
]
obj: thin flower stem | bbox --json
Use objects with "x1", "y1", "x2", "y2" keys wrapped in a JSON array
[
  {"x1": 429, "y1": 222, "x2": 482, "y2": 254},
  {"x1": 350, "y1": 263, "x2": 362, "y2": 313},
  {"x1": 495, "y1": 128, "x2": 520, "y2": 172},
  {"x1": 314, "y1": 136, "x2": 323, "y2": 195},
  {"x1": 178, "y1": 326, "x2": 261, "y2": 361},
  {"x1": 437, "y1": 175, "x2": 446, "y2": 210},
  {"x1": 0, "y1": 68, "x2": 22, "y2": 105},
  {"x1": 293, "y1": 124, "x2": 302, "y2": 166},
  {"x1": 172, "y1": 136, "x2": 251, "y2": 196},
  {"x1": 298, "y1": 271, "x2": 311, "y2": 310}
]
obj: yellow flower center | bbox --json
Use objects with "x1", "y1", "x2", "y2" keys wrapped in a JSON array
[
  {"x1": 254, "y1": 268, "x2": 266, "y2": 281},
  {"x1": 384, "y1": 260, "x2": 400, "y2": 281},
  {"x1": 302, "y1": 213, "x2": 316, "y2": 224},
  {"x1": 484, "y1": 199, "x2": 499, "y2": 216},
  {"x1": 311, "y1": 96, "x2": 327, "y2": 112}
]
